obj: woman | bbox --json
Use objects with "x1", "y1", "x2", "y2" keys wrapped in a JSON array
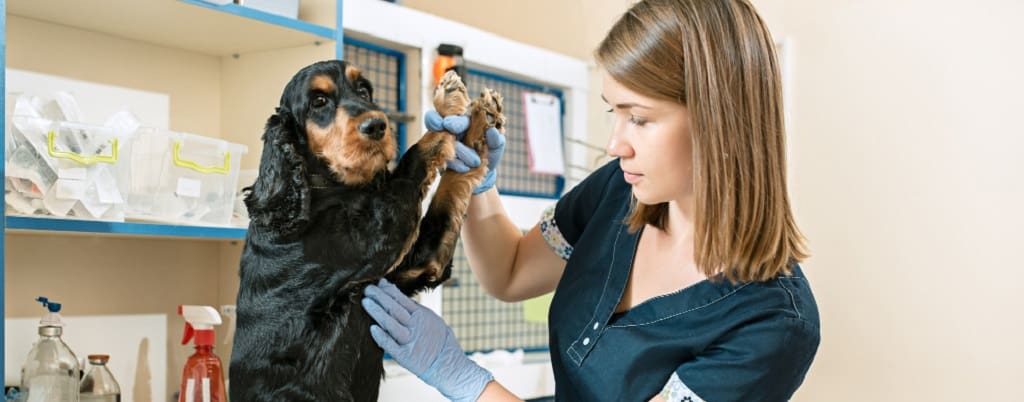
[{"x1": 361, "y1": 0, "x2": 820, "y2": 400}]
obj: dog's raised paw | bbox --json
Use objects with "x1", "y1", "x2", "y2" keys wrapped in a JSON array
[
  {"x1": 477, "y1": 88, "x2": 505, "y2": 131},
  {"x1": 464, "y1": 88, "x2": 505, "y2": 156},
  {"x1": 432, "y1": 70, "x2": 470, "y2": 117}
]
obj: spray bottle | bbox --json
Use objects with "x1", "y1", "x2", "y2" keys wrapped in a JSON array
[
  {"x1": 20, "y1": 296, "x2": 80, "y2": 402},
  {"x1": 177, "y1": 305, "x2": 226, "y2": 402}
]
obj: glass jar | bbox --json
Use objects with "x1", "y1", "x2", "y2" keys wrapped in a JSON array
[{"x1": 79, "y1": 355, "x2": 121, "y2": 402}]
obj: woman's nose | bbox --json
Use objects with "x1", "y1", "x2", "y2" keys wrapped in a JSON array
[{"x1": 606, "y1": 127, "x2": 634, "y2": 158}]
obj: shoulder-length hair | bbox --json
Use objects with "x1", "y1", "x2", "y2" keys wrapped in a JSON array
[{"x1": 595, "y1": 0, "x2": 808, "y2": 282}]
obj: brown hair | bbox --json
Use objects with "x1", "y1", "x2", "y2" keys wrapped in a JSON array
[{"x1": 596, "y1": 0, "x2": 808, "y2": 282}]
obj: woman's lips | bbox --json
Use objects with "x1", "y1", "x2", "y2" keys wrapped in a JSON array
[{"x1": 623, "y1": 171, "x2": 643, "y2": 184}]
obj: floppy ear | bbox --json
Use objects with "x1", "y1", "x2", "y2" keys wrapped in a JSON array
[{"x1": 244, "y1": 107, "x2": 310, "y2": 237}]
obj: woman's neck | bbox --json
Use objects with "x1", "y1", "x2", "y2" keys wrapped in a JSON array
[{"x1": 662, "y1": 196, "x2": 695, "y2": 240}]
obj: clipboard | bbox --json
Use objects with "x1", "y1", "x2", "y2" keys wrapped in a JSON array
[{"x1": 522, "y1": 91, "x2": 566, "y2": 175}]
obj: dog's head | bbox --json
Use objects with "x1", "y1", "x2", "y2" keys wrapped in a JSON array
[{"x1": 246, "y1": 60, "x2": 396, "y2": 236}]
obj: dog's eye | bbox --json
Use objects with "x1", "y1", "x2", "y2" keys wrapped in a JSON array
[
  {"x1": 357, "y1": 87, "x2": 371, "y2": 101},
  {"x1": 312, "y1": 95, "x2": 329, "y2": 108}
]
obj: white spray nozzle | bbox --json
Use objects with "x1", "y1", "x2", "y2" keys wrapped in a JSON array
[
  {"x1": 178, "y1": 305, "x2": 221, "y2": 328},
  {"x1": 178, "y1": 305, "x2": 221, "y2": 346}
]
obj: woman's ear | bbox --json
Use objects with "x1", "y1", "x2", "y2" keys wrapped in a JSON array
[{"x1": 244, "y1": 107, "x2": 310, "y2": 237}]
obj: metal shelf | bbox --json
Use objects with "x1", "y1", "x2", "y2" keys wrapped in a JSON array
[{"x1": 5, "y1": 215, "x2": 247, "y2": 240}]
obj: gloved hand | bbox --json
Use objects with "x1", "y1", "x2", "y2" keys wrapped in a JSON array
[
  {"x1": 362, "y1": 279, "x2": 493, "y2": 402},
  {"x1": 425, "y1": 109, "x2": 506, "y2": 194}
]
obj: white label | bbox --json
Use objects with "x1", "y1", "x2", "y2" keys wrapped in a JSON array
[
  {"x1": 185, "y1": 378, "x2": 195, "y2": 402},
  {"x1": 55, "y1": 178, "x2": 87, "y2": 200},
  {"x1": 57, "y1": 167, "x2": 87, "y2": 180},
  {"x1": 202, "y1": 377, "x2": 211, "y2": 402},
  {"x1": 176, "y1": 178, "x2": 201, "y2": 198}
]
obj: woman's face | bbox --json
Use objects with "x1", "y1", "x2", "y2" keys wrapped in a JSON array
[{"x1": 602, "y1": 72, "x2": 694, "y2": 205}]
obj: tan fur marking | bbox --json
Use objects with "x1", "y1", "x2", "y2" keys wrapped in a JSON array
[
  {"x1": 345, "y1": 65, "x2": 363, "y2": 84},
  {"x1": 311, "y1": 75, "x2": 335, "y2": 94}
]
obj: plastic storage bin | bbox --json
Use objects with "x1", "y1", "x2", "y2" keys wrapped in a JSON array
[
  {"x1": 126, "y1": 128, "x2": 247, "y2": 226},
  {"x1": 6, "y1": 115, "x2": 135, "y2": 221}
]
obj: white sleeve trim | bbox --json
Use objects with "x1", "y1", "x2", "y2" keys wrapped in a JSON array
[
  {"x1": 539, "y1": 205, "x2": 573, "y2": 260},
  {"x1": 660, "y1": 372, "x2": 706, "y2": 402}
]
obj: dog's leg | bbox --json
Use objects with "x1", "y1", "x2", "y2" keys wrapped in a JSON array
[
  {"x1": 378, "y1": 71, "x2": 473, "y2": 279},
  {"x1": 388, "y1": 88, "x2": 505, "y2": 294}
]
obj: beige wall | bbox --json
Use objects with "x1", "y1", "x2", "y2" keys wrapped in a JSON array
[
  {"x1": 404, "y1": 0, "x2": 1024, "y2": 400},
  {"x1": 765, "y1": 1, "x2": 1024, "y2": 400}
]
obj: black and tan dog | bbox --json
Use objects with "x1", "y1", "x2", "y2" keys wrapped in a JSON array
[{"x1": 229, "y1": 60, "x2": 504, "y2": 401}]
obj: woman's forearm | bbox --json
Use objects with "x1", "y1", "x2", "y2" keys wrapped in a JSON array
[
  {"x1": 475, "y1": 381, "x2": 523, "y2": 402},
  {"x1": 461, "y1": 187, "x2": 524, "y2": 300}
]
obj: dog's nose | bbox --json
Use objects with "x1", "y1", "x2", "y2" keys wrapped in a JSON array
[{"x1": 358, "y1": 117, "x2": 388, "y2": 141}]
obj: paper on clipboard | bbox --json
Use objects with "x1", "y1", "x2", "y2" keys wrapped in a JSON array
[{"x1": 523, "y1": 91, "x2": 565, "y2": 175}]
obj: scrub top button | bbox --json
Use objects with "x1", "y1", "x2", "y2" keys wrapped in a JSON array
[{"x1": 583, "y1": 337, "x2": 591, "y2": 346}]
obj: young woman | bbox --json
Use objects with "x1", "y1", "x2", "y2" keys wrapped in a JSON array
[{"x1": 361, "y1": 0, "x2": 820, "y2": 400}]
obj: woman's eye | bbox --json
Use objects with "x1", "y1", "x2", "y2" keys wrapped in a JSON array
[
  {"x1": 628, "y1": 115, "x2": 648, "y2": 127},
  {"x1": 312, "y1": 95, "x2": 329, "y2": 108}
]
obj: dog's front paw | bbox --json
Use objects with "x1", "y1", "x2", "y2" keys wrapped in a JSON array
[
  {"x1": 464, "y1": 88, "x2": 505, "y2": 158},
  {"x1": 432, "y1": 70, "x2": 471, "y2": 117}
]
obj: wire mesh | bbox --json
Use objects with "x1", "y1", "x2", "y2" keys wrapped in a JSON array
[{"x1": 443, "y1": 239, "x2": 550, "y2": 353}]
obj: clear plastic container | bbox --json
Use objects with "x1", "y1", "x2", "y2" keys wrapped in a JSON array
[
  {"x1": 6, "y1": 115, "x2": 135, "y2": 221},
  {"x1": 79, "y1": 354, "x2": 120, "y2": 402},
  {"x1": 20, "y1": 326, "x2": 81, "y2": 402},
  {"x1": 126, "y1": 128, "x2": 247, "y2": 226}
]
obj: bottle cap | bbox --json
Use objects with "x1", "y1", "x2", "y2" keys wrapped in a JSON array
[
  {"x1": 35, "y1": 296, "x2": 65, "y2": 327},
  {"x1": 438, "y1": 43, "x2": 463, "y2": 56},
  {"x1": 88, "y1": 355, "x2": 110, "y2": 364}
]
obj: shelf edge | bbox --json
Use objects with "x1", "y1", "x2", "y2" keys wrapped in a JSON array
[
  {"x1": 5, "y1": 216, "x2": 248, "y2": 240},
  {"x1": 178, "y1": 0, "x2": 335, "y2": 40}
]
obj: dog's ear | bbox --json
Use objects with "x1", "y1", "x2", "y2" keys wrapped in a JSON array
[{"x1": 244, "y1": 107, "x2": 310, "y2": 237}]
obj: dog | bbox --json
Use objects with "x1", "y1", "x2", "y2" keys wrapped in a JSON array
[{"x1": 229, "y1": 60, "x2": 504, "y2": 401}]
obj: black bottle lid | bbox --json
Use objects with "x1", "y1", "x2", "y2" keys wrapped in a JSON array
[{"x1": 438, "y1": 43, "x2": 463, "y2": 56}]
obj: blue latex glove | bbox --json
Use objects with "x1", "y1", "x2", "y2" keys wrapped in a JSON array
[
  {"x1": 425, "y1": 109, "x2": 505, "y2": 194},
  {"x1": 362, "y1": 279, "x2": 493, "y2": 402}
]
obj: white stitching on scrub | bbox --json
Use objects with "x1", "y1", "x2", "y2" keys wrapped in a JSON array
[
  {"x1": 777, "y1": 276, "x2": 802, "y2": 319},
  {"x1": 607, "y1": 283, "x2": 752, "y2": 328}
]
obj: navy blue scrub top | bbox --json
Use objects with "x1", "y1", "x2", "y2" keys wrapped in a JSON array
[{"x1": 545, "y1": 160, "x2": 820, "y2": 402}]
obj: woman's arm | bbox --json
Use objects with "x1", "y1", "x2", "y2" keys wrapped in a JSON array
[
  {"x1": 461, "y1": 188, "x2": 566, "y2": 302},
  {"x1": 476, "y1": 382, "x2": 524, "y2": 402}
]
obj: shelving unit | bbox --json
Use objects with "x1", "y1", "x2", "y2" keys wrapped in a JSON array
[{"x1": 2, "y1": 0, "x2": 347, "y2": 393}]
